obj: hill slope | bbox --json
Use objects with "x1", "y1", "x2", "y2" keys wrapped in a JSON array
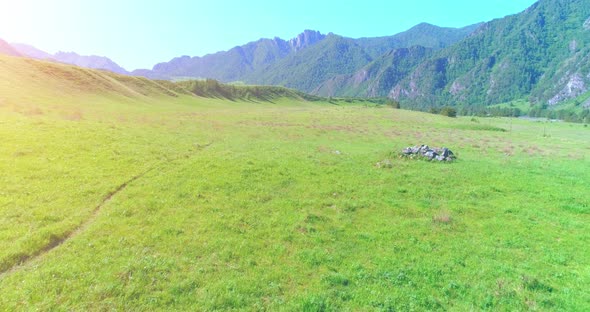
[
  {"x1": 10, "y1": 43, "x2": 129, "y2": 75},
  {"x1": 313, "y1": 46, "x2": 433, "y2": 97},
  {"x1": 10, "y1": 43, "x2": 53, "y2": 59},
  {"x1": 51, "y1": 51, "x2": 130, "y2": 75},
  {"x1": 244, "y1": 34, "x2": 374, "y2": 92},
  {"x1": 390, "y1": 0, "x2": 590, "y2": 108},
  {"x1": 354, "y1": 22, "x2": 481, "y2": 58},
  {"x1": 0, "y1": 38, "x2": 21, "y2": 57},
  {"x1": 0, "y1": 55, "x2": 317, "y2": 108}
]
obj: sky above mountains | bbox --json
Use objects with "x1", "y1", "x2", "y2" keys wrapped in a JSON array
[{"x1": 0, "y1": 0, "x2": 537, "y2": 70}]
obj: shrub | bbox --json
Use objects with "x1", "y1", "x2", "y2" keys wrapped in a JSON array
[
  {"x1": 440, "y1": 107, "x2": 457, "y2": 118},
  {"x1": 388, "y1": 100, "x2": 400, "y2": 109}
]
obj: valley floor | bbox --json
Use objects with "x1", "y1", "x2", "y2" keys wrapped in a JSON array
[{"x1": 1, "y1": 89, "x2": 589, "y2": 310}]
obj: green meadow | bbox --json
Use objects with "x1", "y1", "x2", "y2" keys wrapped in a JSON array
[{"x1": 1, "y1": 55, "x2": 589, "y2": 311}]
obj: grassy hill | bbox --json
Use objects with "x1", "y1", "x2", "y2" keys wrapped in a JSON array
[
  {"x1": 0, "y1": 55, "x2": 311, "y2": 106},
  {"x1": 1, "y1": 55, "x2": 589, "y2": 310}
]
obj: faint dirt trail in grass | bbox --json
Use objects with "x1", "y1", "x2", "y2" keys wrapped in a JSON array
[{"x1": 0, "y1": 142, "x2": 213, "y2": 278}]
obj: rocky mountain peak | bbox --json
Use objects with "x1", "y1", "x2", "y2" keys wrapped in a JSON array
[{"x1": 289, "y1": 30, "x2": 326, "y2": 51}]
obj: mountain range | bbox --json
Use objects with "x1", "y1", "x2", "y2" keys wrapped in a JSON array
[
  {"x1": 289, "y1": 0, "x2": 590, "y2": 110},
  {"x1": 1, "y1": 22, "x2": 479, "y2": 95},
  {"x1": 1, "y1": 0, "x2": 590, "y2": 111},
  {"x1": 132, "y1": 23, "x2": 480, "y2": 91},
  {"x1": 7, "y1": 43, "x2": 129, "y2": 74}
]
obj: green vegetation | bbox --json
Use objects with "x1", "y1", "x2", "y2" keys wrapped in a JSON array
[
  {"x1": 529, "y1": 108, "x2": 590, "y2": 123},
  {"x1": 176, "y1": 79, "x2": 322, "y2": 102},
  {"x1": 245, "y1": 34, "x2": 374, "y2": 93},
  {"x1": 393, "y1": 0, "x2": 590, "y2": 109},
  {"x1": 441, "y1": 107, "x2": 457, "y2": 118},
  {"x1": 314, "y1": 46, "x2": 432, "y2": 98},
  {"x1": 140, "y1": 25, "x2": 476, "y2": 94},
  {"x1": 1, "y1": 55, "x2": 589, "y2": 310},
  {"x1": 19, "y1": 0, "x2": 590, "y2": 120},
  {"x1": 354, "y1": 23, "x2": 482, "y2": 58}
]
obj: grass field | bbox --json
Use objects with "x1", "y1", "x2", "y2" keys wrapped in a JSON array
[{"x1": 1, "y1": 55, "x2": 589, "y2": 311}]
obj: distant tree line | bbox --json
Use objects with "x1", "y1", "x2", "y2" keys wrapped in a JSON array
[
  {"x1": 457, "y1": 105, "x2": 523, "y2": 118},
  {"x1": 529, "y1": 106, "x2": 590, "y2": 123},
  {"x1": 406, "y1": 101, "x2": 589, "y2": 123}
]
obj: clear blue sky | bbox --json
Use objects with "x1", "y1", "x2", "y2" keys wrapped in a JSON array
[{"x1": 0, "y1": 0, "x2": 537, "y2": 70}]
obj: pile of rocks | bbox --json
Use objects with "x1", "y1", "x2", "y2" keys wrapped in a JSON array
[{"x1": 401, "y1": 145, "x2": 456, "y2": 162}]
